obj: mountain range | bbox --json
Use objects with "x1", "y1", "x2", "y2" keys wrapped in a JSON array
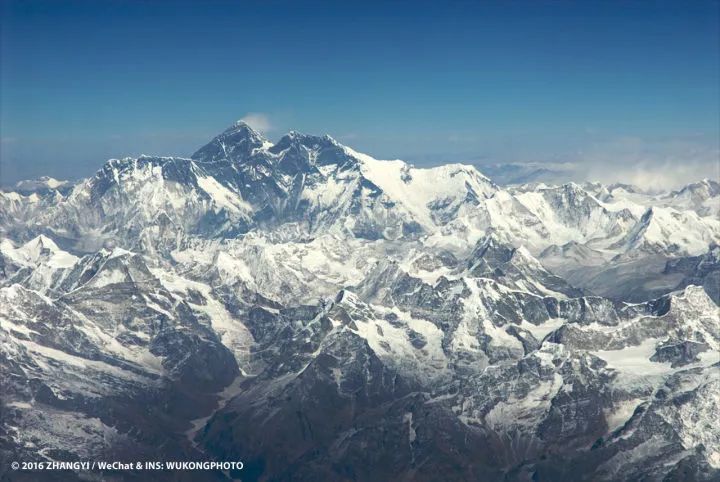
[{"x1": 1, "y1": 121, "x2": 718, "y2": 481}]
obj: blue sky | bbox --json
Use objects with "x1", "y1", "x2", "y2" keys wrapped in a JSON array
[{"x1": 1, "y1": 0, "x2": 718, "y2": 186}]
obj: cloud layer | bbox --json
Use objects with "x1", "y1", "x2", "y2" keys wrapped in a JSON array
[
  {"x1": 579, "y1": 136, "x2": 719, "y2": 191},
  {"x1": 473, "y1": 135, "x2": 718, "y2": 190}
]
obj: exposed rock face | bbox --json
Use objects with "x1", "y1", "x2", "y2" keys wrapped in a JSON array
[
  {"x1": 663, "y1": 245, "x2": 720, "y2": 304},
  {"x1": 1, "y1": 121, "x2": 719, "y2": 481}
]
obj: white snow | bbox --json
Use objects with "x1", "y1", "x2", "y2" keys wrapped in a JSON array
[
  {"x1": 605, "y1": 398, "x2": 643, "y2": 432},
  {"x1": 197, "y1": 175, "x2": 252, "y2": 213},
  {"x1": 483, "y1": 374, "x2": 564, "y2": 430},
  {"x1": 520, "y1": 318, "x2": 566, "y2": 341},
  {"x1": 89, "y1": 268, "x2": 127, "y2": 288},
  {"x1": 20, "y1": 340, "x2": 149, "y2": 381},
  {"x1": 343, "y1": 146, "x2": 495, "y2": 229},
  {"x1": 0, "y1": 235, "x2": 77, "y2": 268},
  {"x1": 350, "y1": 304, "x2": 449, "y2": 384},
  {"x1": 150, "y1": 268, "x2": 256, "y2": 369},
  {"x1": 592, "y1": 338, "x2": 672, "y2": 376}
]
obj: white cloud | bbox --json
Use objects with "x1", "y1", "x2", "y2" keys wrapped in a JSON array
[
  {"x1": 584, "y1": 159, "x2": 718, "y2": 192},
  {"x1": 475, "y1": 135, "x2": 719, "y2": 191},
  {"x1": 578, "y1": 136, "x2": 719, "y2": 191},
  {"x1": 239, "y1": 113, "x2": 272, "y2": 133}
]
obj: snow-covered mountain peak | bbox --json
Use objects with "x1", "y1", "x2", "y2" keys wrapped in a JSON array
[
  {"x1": 14, "y1": 176, "x2": 70, "y2": 194},
  {"x1": 265, "y1": 131, "x2": 352, "y2": 175},
  {"x1": 0, "y1": 235, "x2": 79, "y2": 294},
  {"x1": 270, "y1": 130, "x2": 340, "y2": 153},
  {"x1": 464, "y1": 232, "x2": 582, "y2": 297},
  {"x1": 470, "y1": 232, "x2": 516, "y2": 266},
  {"x1": 0, "y1": 234, "x2": 75, "y2": 267},
  {"x1": 674, "y1": 178, "x2": 720, "y2": 198},
  {"x1": 543, "y1": 181, "x2": 603, "y2": 207},
  {"x1": 192, "y1": 120, "x2": 270, "y2": 164},
  {"x1": 667, "y1": 284, "x2": 718, "y2": 316},
  {"x1": 24, "y1": 234, "x2": 60, "y2": 254},
  {"x1": 614, "y1": 205, "x2": 720, "y2": 257},
  {"x1": 79, "y1": 155, "x2": 201, "y2": 201},
  {"x1": 225, "y1": 119, "x2": 266, "y2": 138}
]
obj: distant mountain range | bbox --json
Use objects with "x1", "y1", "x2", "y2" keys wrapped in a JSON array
[{"x1": 1, "y1": 121, "x2": 718, "y2": 481}]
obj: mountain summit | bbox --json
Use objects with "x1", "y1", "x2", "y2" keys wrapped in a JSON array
[{"x1": 192, "y1": 120, "x2": 269, "y2": 163}]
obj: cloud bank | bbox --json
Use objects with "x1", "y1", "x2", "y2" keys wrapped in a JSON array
[
  {"x1": 579, "y1": 136, "x2": 719, "y2": 191},
  {"x1": 475, "y1": 135, "x2": 719, "y2": 191}
]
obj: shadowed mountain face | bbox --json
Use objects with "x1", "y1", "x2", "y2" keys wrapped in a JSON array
[{"x1": 1, "y1": 122, "x2": 719, "y2": 482}]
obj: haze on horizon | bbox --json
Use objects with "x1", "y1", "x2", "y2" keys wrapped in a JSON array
[{"x1": 1, "y1": 0, "x2": 718, "y2": 189}]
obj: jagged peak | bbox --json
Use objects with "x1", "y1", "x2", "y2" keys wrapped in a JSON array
[
  {"x1": 555, "y1": 181, "x2": 594, "y2": 198},
  {"x1": 102, "y1": 155, "x2": 191, "y2": 170},
  {"x1": 472, "y1": 232, "x2": 551, "y2": 268},
  {"x1": 641, "y1": 284, "x2": 719, "y2": 320},
  {"x1": 532, "y1": 181, "x2": 583, "y2": 193},
  {"x1": 97, "y1": 246, "x2": 136, "y2": 260},
  {"x1": 90, "y1": 156, "x2": 198, "y2": 189},
  {"x1": 475, "y1": 230, "x2": 510, "y2": 247},
  {"x1": 22, "y1": 234, "x2": 61, "y2": 254},
  {"x1": 470, "y1": 232, "x2": 516, "y2": 265},
  {"x1": 673, "y1": 178, "x2": 720, "y2": 197},
  {"x1": 14, "y1": 176, "x2": 69, "y2": 194},
  {"x1": 192, "y1": 120, "x2": 269, "y2": 163},
  {"x1": 270, "y1": 130, "x2": 340, "y2": 154},
  {"x1": 0, "y1": 234, "x2": 74, "y2": 268},
  {"x1": 327, "y1": 289, "x2": 365, "y2": 319},
  {"x1": 224, "y1": 119, "x2": 264, "y2": 136},
  {"x1": 136, "y1": 154, "x2": 192, "y2": 161}
]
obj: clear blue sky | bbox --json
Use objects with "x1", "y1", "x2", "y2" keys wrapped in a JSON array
[{"x1": 1, "y1": 0, "x2": 718, "y2": 185}]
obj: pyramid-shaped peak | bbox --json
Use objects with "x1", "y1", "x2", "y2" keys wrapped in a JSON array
[
  {"x1": 192, "y1": 120, "x2": 269, "y2": 163},
  {"x1": 25, "y1": 234, "x2": 61, "y2": 253},
  {"x1": 225, "y1": 120, "x2": 263, "y2": 135},
  {"x1": 470, "y1": 232, "x2": 516, "y2": 265}
]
